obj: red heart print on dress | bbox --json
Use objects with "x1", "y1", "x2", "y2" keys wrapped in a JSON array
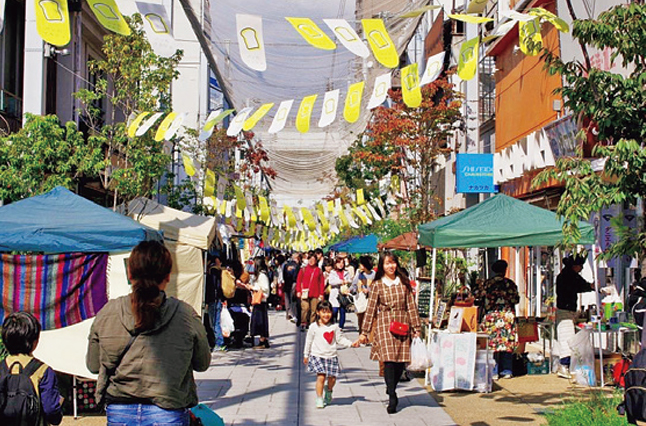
[{"x1": 323, "y1": 331, "x2": 334, "y2": 344}]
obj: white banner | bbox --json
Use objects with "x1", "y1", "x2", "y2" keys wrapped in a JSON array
[
  {"x1": 367, "y1": 72, "x2": 391, "y2": 109},
  {"x1": 322, "y1": 18, "x2": 370, "y2": 58},
  {"x1": 226, "y1": 107, "x2": 253, "y2": 136},
  {"x1": 318, "y1": 89, "x2": 339, "y2": 128},
  {"x1": 236, "y1": 14, "x2": 267, "y2": 72},
  {"x1": 268, "y1": 99, "x2": 294, "y2": 134},
  {"x1": 420, "y1": 51, "x2": 445, "y2": 86}
]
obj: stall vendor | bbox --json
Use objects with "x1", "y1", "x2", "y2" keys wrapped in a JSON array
[{"x1": 555, "y1": 255, "x2": 594, "y2": 379}]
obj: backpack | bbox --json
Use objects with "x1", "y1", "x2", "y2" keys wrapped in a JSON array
[
  {"x1": 0, "y1": 358, "x2": 44, "y2": 426},
  {"x1": 619, "y1": 349, "x2": 646, "y2": 424},
  {"x1": 221, "y1": 269, "x2": 236, "y2": 299}
]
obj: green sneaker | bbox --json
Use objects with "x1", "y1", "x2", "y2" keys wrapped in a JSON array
[
  {"x1": 324, "y1": 389, "x2": 333, "y2": 406},
  {"x1": 315, "y1": 396, "x2": 325, "y2": 408}
]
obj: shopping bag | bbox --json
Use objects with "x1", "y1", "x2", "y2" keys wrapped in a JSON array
[
  {"x1": 221, "y1": 308, "x2": 234, "y2": 338},
  {"x1": 569, "y1": 329, "x2": 596, "y2": 386},
  {"x1": 354, "y1": 292, "x2": 368, "y2": 313},
  {"x1": 408, "y1": 337, "x2": 432, "y2": 371}
]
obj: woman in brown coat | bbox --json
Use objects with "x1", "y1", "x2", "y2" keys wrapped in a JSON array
[{"x1": 357, "y1": 251, "x2": 421, "y2": 414}]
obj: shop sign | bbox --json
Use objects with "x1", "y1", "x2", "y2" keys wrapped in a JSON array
[
  {"x1": 543, "y1": 115, "x2": 578, "y2": 158},
  {"x1": 456, "y1": 154, "x2": 497, "y2": 193}
]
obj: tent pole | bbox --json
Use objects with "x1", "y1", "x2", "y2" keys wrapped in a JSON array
[
  {"x1": 73, "y1": 375, "x2": 78, "y2": 419},
  {"x1": 592, "y1": 244, "x2": 604, "y2": 386},
  {"x1": 425, "y1": 247, "x2": 437, "y2": 387}
]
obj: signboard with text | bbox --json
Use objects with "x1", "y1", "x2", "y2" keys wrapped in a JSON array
[{"x1": 456, "y1": 154, "x2": 497, "y2": 193}]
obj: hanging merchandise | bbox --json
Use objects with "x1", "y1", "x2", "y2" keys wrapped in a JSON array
[
  {"x1": 286, "y1": 17, "x2": 336, "y2": 50},
  {"x1": 296, "y1": 95, "x2": 318, "y2": 133},
  {"x1": 204, "y1": 169, "x2": 216, "y2": 198},
  {"x1": 34, "y1": 0, "x2": 70, "y2": 46},
  {"x1": 343, "y1": 81, "x2": 365, "y2": 123},
  {"x1": 420, "y1": 51, "x2": 445, "y2": 86},
  {"x1": 447, "y1": 13, "x2": 494, "y2": 24},
  {"x1": 199, "y1": 109, "x2": 234, "y2": 141},
  {"x1": 457, "y1": 36, "x2": 479, "y2": 81},
  {"x1": 127, "y1": 112, "x2": 150, "y2": 138},
  {"x1": 182, "y1": 153, "x2": 196, "y2": 177},
  {"x1": 518, "y1": 18, "x2": 543, "y2": 56},
  {"x1": 236, "y1": 14, "x2": 267, "y2": 71},
  {"x1": 322, "y1": 19, "x2": 370, "y2": 58},
  {"x1": 362, "y1": 19, "x2": 399, "y2": 68},
  {"x1": 243, "y1": 103, "x2": 274, "y2": 131},
  {"x1": 268, "y1": 99, "x2": 294, "y2": 134},
  {"x1": 155, "y1": 112, "x2": 178, "y2": 142},
  {"x1": 318, "y1": 89, "x2": 340, "y2": 128},
  {"x1": 135, "y1": 1, "x2": 175, "y2": 56},
  {"x1": 529, "y1": 8, "x2": 569, "y2": 32},
  {"x1": 135, "y1": 112, "x2": 163, "y2": 137},
  {"x1": 401, "y1": 63, "x2": 421, "y2": 108},
  {"x1": 87, "y1": 0, "x2": 131, "y2": 36},
  {"x1": 367, "y1": 72, "x2": 392, "y2": 109},
  {"x1": 226, "y1": 107, "x2": 253, "y2": 136}
]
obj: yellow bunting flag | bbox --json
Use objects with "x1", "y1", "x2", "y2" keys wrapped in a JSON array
[
  {"x1": 357, "y1": 188, "x2": 365, "y2": 205},
  {"x1": 458, "y1": 37, "x2": 479, "y2": 81},
  {"x1": 401, "y1": 63, "x2": 422, "y2": 108},
  {"x1": 243, "y1": 103, "x2": 274, "y2": 131},
  {"x1": 155, "y1": 112, "x2": 177, "y2": 142},
  {"x1": 519, "y1": 18, "x2": 543, "y2": 56},
  {"x1": 528, "y1": 8, "x2": 569, "y2": 33},
  {"x1": 199, "y1": 109, "x2": 234, "y2": 141},
  {"x1": 127, "y1": 112, "x2": 149, "y2": 138},
  {"x1": 362, "y1": 19, "x2": 399, "y2": 68},
  {"x1": 262, "y1": 226, "x2": 269, "y2": 243},
  {"x1": 35, "y1": 0, "x2": 71, "y2": 46},
  {"x1": 316, "y1": 207, "x2": 329, "y2": 232},
  {"x1": 135, "y1": 112, "x2": 163, "y2": 137},
  {"x1": 233, "y1": 185, "x2": 246, "y2": 212},
  {"x1": 399, "y1": 5, "x2": 441, "y2": 18},
  {"x1": 447, "y1": 14, "x2": 494, "y2": 24},
  {"x1": 296, "y1": 95, "x2": 317, "y2": 133},
  {"x1": 337, "y1": 204, "x2": 349, "y2": 228},
  {"x1": 219, "y1": 199, "x2": 228, "y2": 216},
  {"x1": 87, "y1": 0, "x2": 130, "y2": 36},
  {"x1": 467, "y1": 0, "x2": 489, "y2": 14},
  {"x1": 204, "y1": 169, "x2": 216, "y2": 198},
  {"x1": 258, "y1": 196, "x2": 270, "y2": 223},
  {"x1": 353, "y1": 206, "x2": 370, "y2": 225},
  {"x1": 286, "y1": 17, "x2": 336, "y2": 50},
  {"x1": 301, "y1": 208, "x2": 316, "y2": 232},
  {"x1": 343, "y1": 81, "x2": 364, "y2": 124},
  {"x1": 327, "y1": 200, "x2": 335, "y2": 216},
  {"x1": 182, "y1": 153, "x2": 196, "y2": 177},
  {"x1": 284, "y1": 206, "x2": 297, "y2": 229}
]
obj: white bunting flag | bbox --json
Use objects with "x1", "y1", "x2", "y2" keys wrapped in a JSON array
[
  {"x1": 322, "y1": 19, "x2": 370, "y2": 58},
  {"x1": 268, "y1": 99, "x2": 294, "y2": 134},
  {"x1": 501, "y1": 10, "x2": 536, "y2": 22},
  {"x1": 420, "y1": 51, "x2": 445, "y2": 86},
  {"x1": 366, "y1": 202, "x2": 382, "y2": 221},
  {"x1": 199, "y1": 109, "x2": 222, "y2": 141},
  {"x1": 482, "y1": 20, "x2": 517, "y2": 42},
  {"x1": 345, "y1": 206, "x2": 360, "y2": 229},
  {"x1": 135, "y1": 2, "x2": 175, "y2": 56},
  {"x1": 318, "y1": 89, "x2": 339, "y2": 128},
  {"x1": 216, "y1": 176, "x2": 227, "y2": 201},
  {"x1": 236, "y1": 14, "x2": 267, "y2": 72},
  {"x1": 0, "y1": 0, "x2": 5, "y2": 33},
  {"x1": 367, "y1": 72, "x2": 392, "y2": 110},
  {"x1": 164, "y1": 112, "x2": 186, "y2": 140},
  {"x1": 135, "y1": 112, "x2": 163, "y2": 137},
  {"x1": 226, "y1": 107, "x2": 253, "y2": 136}
]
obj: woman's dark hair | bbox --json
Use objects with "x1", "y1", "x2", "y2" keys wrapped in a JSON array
[
  {"x1": 334, "y1": 256, "x2": 345, "y2": 271},
  {"x1": 322, "y1": 258, "x2": 333, "y2": 268},
  {"x1": 1, "y1": 312, "x2": 41, "y2": 355},
  {"x1": 359, "y1": 255, "x2": 374, "y2": 271},
  {"x1": 375, "y1": 251, "x2": 412, "y2": 293},
  {"x1": 253, "y1": 256, "x2": 268, "y2": 278},
  {"x1": 491, "y1": 259, "x2": 508, "y2": 274},
  {"x1": 315, "y1": 300, "x2": 334, "y2": 324},
  {"x1": 129, "y1": 240, "x2": 172, "y2": 331}
]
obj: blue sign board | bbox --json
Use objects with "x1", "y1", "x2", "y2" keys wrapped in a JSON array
[{"x1": 455, "y1": 154, "x2": 497, "y2": 193}]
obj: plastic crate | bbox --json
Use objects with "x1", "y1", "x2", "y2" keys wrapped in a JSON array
[{"x1": 526, "y1": 359, "x2": 550, "y2": 375}]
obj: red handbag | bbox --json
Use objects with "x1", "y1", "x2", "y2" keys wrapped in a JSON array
[{"x1": 389, "y1": 321, "x2": 409, "y2": 336}]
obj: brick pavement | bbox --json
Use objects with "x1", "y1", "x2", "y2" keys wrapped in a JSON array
[{"x1": 195, "y1": 310, "x2": 456, "y2": 426}]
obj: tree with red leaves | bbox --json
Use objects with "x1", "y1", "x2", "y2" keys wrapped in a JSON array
[{"x1": 336, "y1": 78, "x2": 462, "y2": 225}]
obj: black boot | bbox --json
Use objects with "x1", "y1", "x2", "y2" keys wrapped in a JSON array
[{"x1": 387, "y1": 394, "x2": 398, "y2": 414}]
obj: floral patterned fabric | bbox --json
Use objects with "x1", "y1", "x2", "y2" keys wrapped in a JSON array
[{"x1": 474, "y1": 275, "x2": 520, "y2": 352}]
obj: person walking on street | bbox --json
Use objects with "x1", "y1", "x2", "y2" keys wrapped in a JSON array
[
  {"x1": 249, "y1": 256, "x2": 271, "y2": 349},
  {"x1": 555, "y1": 254, "x2": 594, "y2": 378},
  {"x1": 87, "y1": 240, "x2": 211, "y2": 426},
  {"x1": 206, "y1": 255, "x2": 226, "y2": 351},
  {"x1": 328, "y1": 257, "x2": 351, "y2": 329},
  {"x1": 304, "y1": 301, "x2": 358, "y2": 408},
  {"x1": 351, "y1": 255, "x2": 375, "y2": 336},
  {"x1": 296, "y1": 251, "x2": 325, "y2": 332},
  {"x1": 356, "y1": 251, "x2": 421, "y2": 414},
  {"x1": 474, "y1": 259, "x2": 520, "y2": 379},
  {"x1": 283, "y1": 253, "x2": 301, "y2": 324}
]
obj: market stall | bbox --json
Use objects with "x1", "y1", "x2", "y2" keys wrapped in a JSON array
[
  {"x1": 329, "y1": 234, "x2": 379, "y2": 253},
  {"x1": 418, "y1": 193, "x2": 598, "y2": 390}
]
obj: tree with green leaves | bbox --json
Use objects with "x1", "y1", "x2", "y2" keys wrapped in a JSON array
[
  {"x1": 336, "y1": 78, "x2": 462, "y2": 226},
  {"x1": 0, "y1": 114, "x2": 104, "y2": 202},
  {"x1": 75, "y1": 13, "x2": 183, "y2": 207},
  {"x1": 533, "y1": 3, "x2": 646, "y2": 271}
]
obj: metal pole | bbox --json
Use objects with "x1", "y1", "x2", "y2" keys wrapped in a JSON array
[
  {"x1": 592, "y1": 244, "x2": 604, "y2": 386},
  {"x1": 73, "y1": 375, "x2": 78, "y2": 419},
  {"x1": 425, "y1": 247, "x2": 437, "y2": 387}
]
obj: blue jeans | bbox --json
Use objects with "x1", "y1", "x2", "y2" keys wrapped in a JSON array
[
  {"x1": 332, "y1": 307, "x2": 346, "y2": 329},
  {"x1": 107, "y1": 404, "x2": 189, "y2": 426},
  {"x1": 208, "y1": 300, "x2": 224, "y2": 347}
]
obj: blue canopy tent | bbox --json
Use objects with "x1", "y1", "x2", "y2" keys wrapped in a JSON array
[
  {"x1": 0, "y1": 186, "x2": 162, "y2": 253},
  {"x1": 329, "y1": 234, "x2": 378, "y2": 254}
]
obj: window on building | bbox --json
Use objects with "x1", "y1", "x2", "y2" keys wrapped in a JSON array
[
  {"x1": 0, "y1": 0, "x2": 26, "y2": 121},
  {"x1": 479, "y1": 56, "x2": 495, "y2": 123}
]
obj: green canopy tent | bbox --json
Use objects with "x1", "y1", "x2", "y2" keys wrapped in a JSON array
[{"x1": 417, "y1": 193, "x2": 602, "y2": 385}]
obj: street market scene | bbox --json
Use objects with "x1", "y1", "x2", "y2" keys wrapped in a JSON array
[{"x1": 0, "y1": 0, "x2": 645, "y2": 425}]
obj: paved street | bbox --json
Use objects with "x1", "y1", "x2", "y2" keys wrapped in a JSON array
[{"x1": 195, "y1": 311, "x2": 456, "y2": 426}]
